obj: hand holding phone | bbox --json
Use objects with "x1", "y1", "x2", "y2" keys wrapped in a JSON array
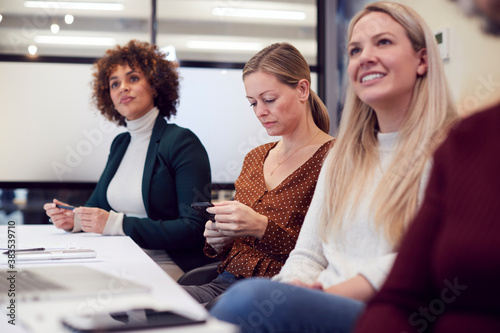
[
  {"x1": 190, "y1": 202, "x2": 215, "y2": 222},
  {"x1": 56, "y1": 204, "x2": 75, "y2": 210}
]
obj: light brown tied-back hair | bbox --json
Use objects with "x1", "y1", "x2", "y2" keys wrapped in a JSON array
[
  {"x1": 242, "y1": 42, "x2": 330, "y2": 133},
  {"x1": 320, "y1": 2, "x2": 458, "y2": 246},
  {"x1": 91, "y1": 40, "x2": 179, "y2": 126}
]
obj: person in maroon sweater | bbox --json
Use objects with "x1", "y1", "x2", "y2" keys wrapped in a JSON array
[{"x1": 353, "y1": 1, "x2": 500, "y2": 332}]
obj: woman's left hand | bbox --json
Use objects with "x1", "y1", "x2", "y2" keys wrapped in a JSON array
[
  {"x1": 73, "y1": 207, "x2": 110, "y2": 234},
  {"x1": 207, "y1": 201, "x2": 268, "y2": 239},
  {"x1": 204, "y1": 220, "x2": 235, "y2": 254}
]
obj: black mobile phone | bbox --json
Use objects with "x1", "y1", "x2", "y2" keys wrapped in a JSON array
[
  {"x1": 62, "y1": 308, "x2": 205, "y2": 332},
  {"x1": 190, "y1": 202, "x2": 215, "y2": 222},
  {"x1": 56, "y1": 204, "x2": 75, "y2": 210}
]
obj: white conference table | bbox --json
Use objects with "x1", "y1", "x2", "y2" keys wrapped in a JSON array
[{"x1": 0, "y1": 224, "x2": 237, "y2": 333}]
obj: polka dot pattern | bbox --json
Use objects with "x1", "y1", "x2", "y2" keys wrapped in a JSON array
[{"x1": 205, "y1": 139, "x2": 334, "y2": 278}]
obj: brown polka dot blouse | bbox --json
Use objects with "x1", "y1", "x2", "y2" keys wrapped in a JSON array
[{"x1": 204, "y1": 139, "x2": 334, "y2": 278}]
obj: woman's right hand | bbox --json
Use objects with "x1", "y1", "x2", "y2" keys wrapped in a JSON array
[
  {"x1": 204, "y1": 220, "x2": 235, "y2": 254},
  {"x1": 43, "y1": 198, "x2": 75, "y2": 231}
]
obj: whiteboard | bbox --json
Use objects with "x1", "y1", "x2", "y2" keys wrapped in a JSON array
[{"x1": 0, "y1": 62, "x2": 278, "y2": 184}]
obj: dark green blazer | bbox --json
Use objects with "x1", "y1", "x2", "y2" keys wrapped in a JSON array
[{"x1": 86, "y1": 114, "x2": 214, "y2": 272}]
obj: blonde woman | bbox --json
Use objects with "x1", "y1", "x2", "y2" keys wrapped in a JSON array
[
  {"x1": 210, "y1": 2, "x2": 458, "y2": 332},
  {"x1": 354, "y1": 0, "x2": 500, "y2": 331},
  {"x1": 182, "y1": 43, "x2": 333, "y2": 305}
]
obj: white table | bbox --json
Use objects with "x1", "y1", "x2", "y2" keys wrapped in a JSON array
[{"x1": 0, "y1": 225, "x2": 237, "y2": 333}]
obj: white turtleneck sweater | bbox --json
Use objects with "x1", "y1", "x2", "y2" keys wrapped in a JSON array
[
  {"x1": 273, "y1": 132, "x2": 431, "y2": 290},
  {"x1": 103, "y1": 107, "x2": 159, "y2": 235},
  {"x1": 71, "y1": 108, "x2": 159, "y2": 234}
]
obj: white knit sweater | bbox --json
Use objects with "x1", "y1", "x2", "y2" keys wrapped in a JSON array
[{"x1": 273, "y1": 132, "x2": 431, "y2": 290}]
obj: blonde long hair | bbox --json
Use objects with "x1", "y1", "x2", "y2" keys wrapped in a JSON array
[
  {"x1": 242, "y1": 42, "x2": 330, "y2": 133},
  {"x1": 321, "y1": 2, "x2": 458, "y2": 246}
]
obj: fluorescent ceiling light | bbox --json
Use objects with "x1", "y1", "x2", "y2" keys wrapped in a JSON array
[
  {"x1": 34, "y1": 35, "x2": 116, "y2": 46},
  {"x1": 24, "y1": 1, "x2": 124, "y2": 11},
  {"x1": 186, "y1": 40, "x2": 263, "y2": 51},
  {"x1": 212, "y1": 7, "x2": 306, "y2": 21}
]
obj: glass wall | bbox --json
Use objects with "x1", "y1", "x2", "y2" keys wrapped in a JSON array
[
  {"x1": 157, "y1": 0, "x2": 316, "y2": 64},
  {"x1": 0, "y1": 1, "x2": 150, "y2": 58},
  {"x1": 0, "y1": 1, "x2": 319, "y2": 224},
  {"x1": 0, "y1": 1, "x2": 317, "y2": 64}
]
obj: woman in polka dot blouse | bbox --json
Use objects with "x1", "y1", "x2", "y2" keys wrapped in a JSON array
[{"x1": 182, "y1": 43, "x2": 334, "y2": 305}]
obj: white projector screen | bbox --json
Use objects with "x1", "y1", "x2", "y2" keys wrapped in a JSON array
[{"x1": 0, "y1": 61, "x2": 277, "y2": 184}]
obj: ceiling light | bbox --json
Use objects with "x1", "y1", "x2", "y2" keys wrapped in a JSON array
[
  {"x1": 0, "y1": 14, "x2": 3, "y2": 23},
  {"x1": 24, "y1": 1, "x2": 124, "y2": 11},
  {"x1": 186, "y1": 40, "x2": 263, "y2": 51},
  {"x1": 65, "y1": 14, "x2": 74, "y2": 24},
  {"x1": 34, "y1": 35, "x2": 116, "y2": 46},
  {"x1": 50, "y1": 23, "x2": 60, "y2": 33},
  {"x1": 212, "y1": 7, "x2": 306, "y2": 21},
  {"x1": 28, "y1": 45, "x2": 38, "y2": 55}
]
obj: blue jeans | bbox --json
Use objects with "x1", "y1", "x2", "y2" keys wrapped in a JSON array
[{"x1": 210, "y1": 279, "x2": 365, "y2": 333}]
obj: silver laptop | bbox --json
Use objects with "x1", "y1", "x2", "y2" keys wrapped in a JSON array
[{"x1": 0, "y1": 265, "x2": 150, "y2": 303}]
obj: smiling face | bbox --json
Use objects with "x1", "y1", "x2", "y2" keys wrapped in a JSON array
[
  {"x1": 109, "y1": 64, "x2": 156, "y2": 121},
  {"x1": 244, "y1": 70, "x2": 309, "y2": 137},
  {"x1": 347, "y1": 11, "x2": 427, "y2": 114}
]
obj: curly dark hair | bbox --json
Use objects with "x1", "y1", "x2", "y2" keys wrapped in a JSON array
[{"x1": 91, "y1": 40, "x2": 180, "y2": 126}]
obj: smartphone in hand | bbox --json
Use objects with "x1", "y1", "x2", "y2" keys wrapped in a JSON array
[
  {"x1": 62, "y1": 308, "x2": 205, "y2": 332},
  {"x1": 56, "y1": 204, "x2": 75, "y2": 210},
  {"x1": 191, "y1": 202, "x2": 215, "y2": 222}
]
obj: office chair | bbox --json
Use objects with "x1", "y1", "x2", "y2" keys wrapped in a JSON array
[{"x1": 177, "y1": 261, "x2": 220, "y2": 286}]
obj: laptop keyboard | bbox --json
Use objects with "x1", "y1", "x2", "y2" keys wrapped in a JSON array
[{"x1": 0, "y1": 270, "x2": 66, "y2": 293}]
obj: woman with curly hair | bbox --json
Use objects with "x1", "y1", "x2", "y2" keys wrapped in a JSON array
[{"x1": 44, "y1": 40, "x2": 213, "y2": 279}]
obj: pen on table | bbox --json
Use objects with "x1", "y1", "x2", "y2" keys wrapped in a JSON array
[
  {"x1": 2, "y1": 247, "x2": 45, "y2": 254},
  {"x1": 56, "y1": 204, "x2": 75, "y2": 210}
]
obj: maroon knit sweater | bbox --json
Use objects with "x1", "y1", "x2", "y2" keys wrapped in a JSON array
[{"x1": 354, "y1": 103, "x2": 500, "y2": 333}]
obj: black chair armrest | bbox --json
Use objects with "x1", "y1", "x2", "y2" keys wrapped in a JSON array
[{"x1": 177, "y1": 261, "x2": 221, "y2": 286}]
